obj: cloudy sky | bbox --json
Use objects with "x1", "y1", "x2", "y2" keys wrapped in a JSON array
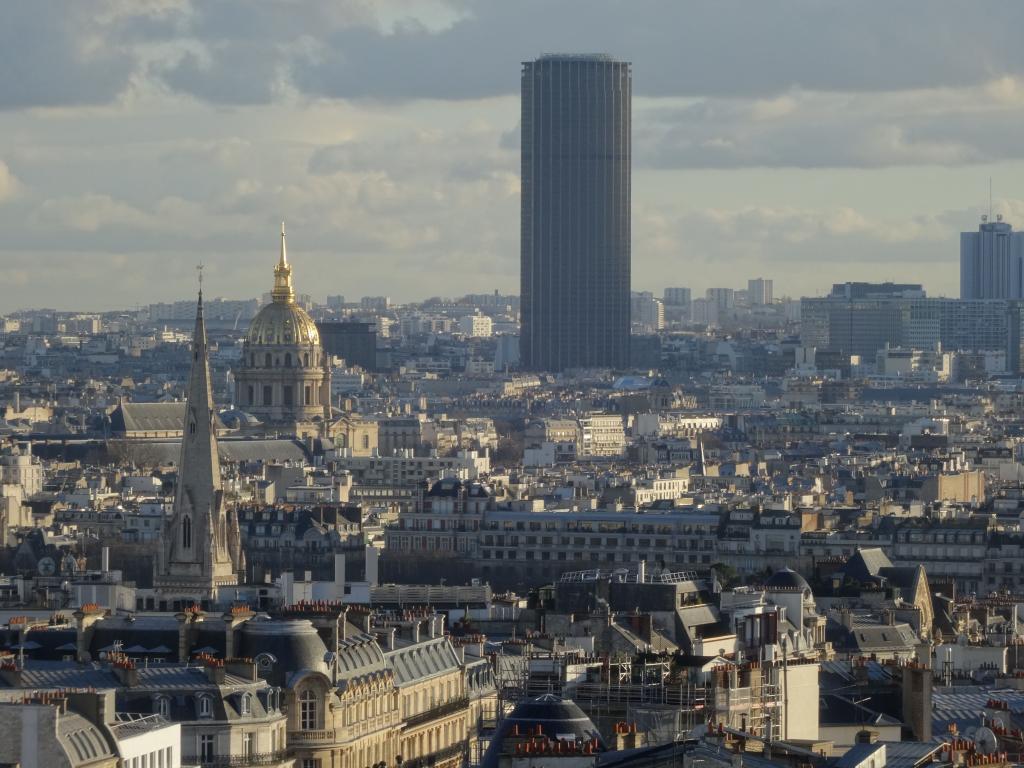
[{"x1": 3, "y1": 0, "x2": 1024, "y2": 310}]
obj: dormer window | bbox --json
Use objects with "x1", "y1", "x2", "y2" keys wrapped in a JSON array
[
  {"x1": 240, "y1": 693, "x2": 252, "y2": 716},
  {"x1": 198, "y1": 695, "x2": 213, "y2": 718},
  {"x1": 155, "y1": 696, "x2": 171, "y2": 718}
]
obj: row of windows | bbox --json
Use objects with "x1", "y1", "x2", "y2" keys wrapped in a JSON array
[
  {"x1": 481, "y1": 549, "x2": 712, "y2": 564},
  {"x1": 479, "y1": 535, "x2": 713, "y2": 549},
  {"x1": 127, "y1": 747, "x2": 173, "y2": 768},
  {"x1": 244, "y1": 384, "x2": 317, "y2": 407},
  {"x1": 249, "y1": 352, "x2": 316, "y2": 368}
]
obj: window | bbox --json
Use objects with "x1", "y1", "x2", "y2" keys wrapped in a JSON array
[
  {"x1": 240, "y1": 693, "x2": 251, "y2": 716},
  {"x1": 304, "y1": 386, "x2": 312, "y2": 405},
  {"x1": 283, "y1": 386, "x2": 293, "y2": 407},
  {"x1": 155, "y1": 696, "x2": 170, "y2": 717},
  {"x1": 182, "y1": 516, "x2": 192, "y2": 549},
  {"x1": 199, "y1": 735, "x2": 215, "y2": 762},
  {"x1": 284, "y1": 353, "x2": 292, "y2": 367},
  {"x1": 242, "y1": 733, "x2": 253, "y2": 757},
  {"x1": 299, "y1": 690, "x2": 318, "y2": 730},
  {"x1": 198, "y1": 695, "x2": 212, "y2": 718},
  {"x1": 265, "y1": 353, "x2": 272, "y2": 368},
  {"x1": 304, "y1": 353, "x2": 310, "y2": 367},
  {"x1": 189, "y1": 420, "x2": 196, "y2": 435},
  {"x1": 263, "y1": 385, "x2": 273, "y2": 406},
  {"x1": 247, "y1": 385, "x2": 254, "y2": 405}
]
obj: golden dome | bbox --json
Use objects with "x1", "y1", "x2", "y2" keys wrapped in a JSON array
[
  {"x1": 247, "y1": 301, "x2": 320, "y2": 346},
  {"x1": 245, "y1": 223, "x2": 320, "y2": 347}
]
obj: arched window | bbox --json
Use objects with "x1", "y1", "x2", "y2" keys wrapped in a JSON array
[
  {"x1": 299, "y1": 690, "x2": 318, "y2": 730},
  {"x1": 240, "y1": 693, "x2": 251, "y2": 716},
  {"x1": 182, "y1": 516, "x2": 192, "y2": 549},
  {"x1": 362, "y1": 434, "x2": 369, "y2": 450},
  {"x1": 304, "y1": 353, "x2": 310, "y2": 367},
  {"x1": 284, "y1": 353, "x2": 292, "y2": 367},
  {"x1": 265, "y1": 353, "x2": 272, "y2": 368},
  {"x1": 198, "y1": 695, "x2": 212, "y2": 718}
]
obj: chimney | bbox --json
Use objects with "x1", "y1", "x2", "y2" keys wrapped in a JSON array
[
  {"x1": 67, "y1": 690, "x2": 116, "y2": 726},
  {"x1": 0, "y1": 665, "x2": 21, "y2": 687},
  {"x1": 101, "y1": 547, "x2": 110, "y2": 574},
  {"x1": 205, "y1": 663, "x2": 226, "y2": 684},
  {"x1": 225, "y1": 659, "x2": 257, "y2": 681},
  {"x1": 111, "y1": 661, "x2": 138, "y2": 687},
  {"x1": 175, "y1": 609, "x2": 204, "y2": 663},
  {"x1": 73, "y1": 604, "x2": 107, "y2": 663},
  {"x1": 840, "y1": 608, "x2": 854, "y2": 630},
  {"x1": 901, "y1": 666, "x2": 933, "y2": 742},
  {"x1": 410, "y1": 621, "x2": 421, "y2": 644}
]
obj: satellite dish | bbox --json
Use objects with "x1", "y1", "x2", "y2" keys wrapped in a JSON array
[
  {"x1": 37, "y1": 556, "x2": 57, "y2": 576},
  {"x1": 975, "y1": 726, "x2": 998, "y2": 755}
]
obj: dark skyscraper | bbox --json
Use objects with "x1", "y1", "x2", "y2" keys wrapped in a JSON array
[{"x1": 520, "y1": 54, "x2": 631, "y2": 371}]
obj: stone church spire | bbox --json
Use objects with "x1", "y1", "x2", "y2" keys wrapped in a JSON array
[{"x1": 154, "y1": 288, "x2": 241, "y2": 605}]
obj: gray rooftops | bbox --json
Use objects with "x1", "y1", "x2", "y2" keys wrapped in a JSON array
[{"x1": 386, "y1": 636, "x2": 461, "y2": 687}]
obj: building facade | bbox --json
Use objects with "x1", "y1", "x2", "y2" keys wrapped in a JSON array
[{"x1": 520, "y1": 54, "x2": 631, "y2": 371}]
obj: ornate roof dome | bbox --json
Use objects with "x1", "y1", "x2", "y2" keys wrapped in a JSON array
[
  {"x1": 765, "y1": 566, "x2": 812, "y2": 593},
  {"x1": 246, "y1": 224, "x2": 320, "y2": 347},
  {"x1": 481, "y1": 695, "x2": 604, "y2": 768}
]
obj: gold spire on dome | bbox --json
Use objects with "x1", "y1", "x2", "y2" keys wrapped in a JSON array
[{"x1": 271, "y1": 221, "x2": 295, "y2": 304}]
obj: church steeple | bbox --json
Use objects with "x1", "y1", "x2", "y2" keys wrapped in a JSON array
[
  {"x1": 272, "y1": 222, "x2": 295, "y2": 305},
  {"x1": 154, "y1": 287, "x2": 241, "y2": 603}
]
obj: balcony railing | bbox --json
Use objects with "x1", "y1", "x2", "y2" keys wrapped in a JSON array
[
  {"x1": 401, "y1": 742, "x2": 467, "y2": 768},
  {"x1": 287, "y1": 729, "x2": 337, "y2": 743},
  {"x1": 182, "y1": 752, "x2": 291, "y2": 768},
  {"x1": 404, "y1": 697, "x2": 469, "y2": 729}
]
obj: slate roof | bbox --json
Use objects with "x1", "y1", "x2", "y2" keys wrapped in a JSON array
[
  {"x1": 835, "y1": 742, "x2": 886, "y2": 768},
  {"x1": 111, "y1": 402, "x2": 194, "y2": 434},
  {"x1": 385, "y1": 636, "x2": 461, "y2": 686},
  {"x1": 843, "y1": 547, "x2": 895, "y2": 583},
  {"x1": 819, "y1": 693, "x2": 902, "y2": 726},
  {"x1": 120, "y1": 438, "x2": 309, "y2": 465},
  {"x1": 825, "y1": 616, "x2": 918, "y2": 654},
  {"x1": 931, "y1": 688, "x2": 1024, "y2": 742},
  {"x1": 334, "y1": 630, "x2": 387, "y2": 679}
]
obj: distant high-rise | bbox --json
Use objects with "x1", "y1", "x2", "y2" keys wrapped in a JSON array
[
  {"x1": 747, "y1": 278, "x2": 773, "y2": 306},
  {"x1": 520, "y1": 54, "x2": 631, "y2": 371},
  {"x1": 664, "y1": 287, "x2": 692, "y2": 307},
  {"x1": 960, "y1": 217, "x2": 1024, "y2": 299}
]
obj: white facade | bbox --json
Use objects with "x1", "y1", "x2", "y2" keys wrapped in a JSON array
[
  {"x1": 113, "y1": 716, "x2": 182, "y2": 768},
  {"x1": 458, "y1": 314, "x2": 493, "y2": 338},
  {"x1": 578, "y1": 414, "x2": 625, "y2": 458}
]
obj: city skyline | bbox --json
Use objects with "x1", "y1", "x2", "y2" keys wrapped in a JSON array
[{"x1": 4, "y1": 2, "x2": 1024, "y2": 309}]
